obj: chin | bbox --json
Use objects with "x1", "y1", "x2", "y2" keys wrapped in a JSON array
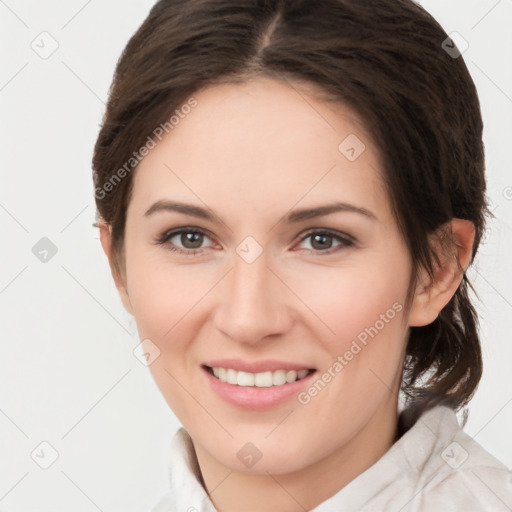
[{"x1": 204, "y1": 434, "x2": 324, "y2": 475}]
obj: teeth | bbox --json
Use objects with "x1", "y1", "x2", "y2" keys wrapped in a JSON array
[
  {"x1": 286, "y1": 370, "x2": 297, "y2": 383},
  {"x1": 227, "y1": 368, "x2": 238, "y2": 385},
  {"x1": 237, "y1": 371, "x2": 255, "y2": 386},
  {"x1": 272, "y1": 370, "x2": 287, "y2": 386},
  {"x1": 210, "y1": 367, "x2": 310, "y2": 387}
]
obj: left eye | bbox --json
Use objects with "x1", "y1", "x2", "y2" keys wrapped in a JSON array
[{"x1": 296, "y1": 230, "x2": 354, "y2": 254}]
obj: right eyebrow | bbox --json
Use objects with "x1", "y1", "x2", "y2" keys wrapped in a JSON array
[{"x1": 144, "y1": 200, "x2": 216, "y2": 221}]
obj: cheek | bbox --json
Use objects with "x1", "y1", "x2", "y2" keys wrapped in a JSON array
[
  {"x1": 125, "y1": 245, "x2": 213, "y2": 342},
  {"x1": 291, "y1": 257, "x2": 410, "y2": 351},
  {"x1": 125, "y1": 253, "x2": 212, "y2": 416},
  {"x1": 290, "y1": 261, "x2": 410, "y2": 436}
]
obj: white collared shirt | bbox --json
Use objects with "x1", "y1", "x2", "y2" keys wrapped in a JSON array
[{"x1": 150, "y1": 405, "x2": 512, "y2": 511}]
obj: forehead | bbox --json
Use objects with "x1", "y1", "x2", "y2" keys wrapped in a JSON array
[{"x1": 130, "y1": 77, "x2": 390, "y2": 225}]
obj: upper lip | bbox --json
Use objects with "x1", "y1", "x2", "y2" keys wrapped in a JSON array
[{"x1": 203, "y1": 359, "x2": 314, "y2": 373}]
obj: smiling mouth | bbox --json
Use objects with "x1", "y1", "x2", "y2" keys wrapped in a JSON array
[{"x1": 203, "y1": 365, "x2": 315, "y2": 387}]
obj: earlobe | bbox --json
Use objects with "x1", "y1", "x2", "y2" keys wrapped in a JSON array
[
  {"x1": 409, "y1": 219, "x2": 475, "y2": 327},
  {"x1": 98, "y1": 222, "x2": 134, "y2": 316}
]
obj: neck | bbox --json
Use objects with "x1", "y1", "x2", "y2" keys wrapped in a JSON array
[{"x1": 193, "y1": 396, "x2": 399, "y2": 512}]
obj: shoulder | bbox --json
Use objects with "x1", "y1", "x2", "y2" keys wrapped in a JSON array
[
  {"x1": 428, "y1": 426, "x2": 511, "y2": 509},
  {"x1": 397, "y1": 405, "x2": 512, "y2": 511}
]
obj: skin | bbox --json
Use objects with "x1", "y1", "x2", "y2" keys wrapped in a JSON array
[{"x1": 100, "y1": 76, "x2": 475, "y2": 512}]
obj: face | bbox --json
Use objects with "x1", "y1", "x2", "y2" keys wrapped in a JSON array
[{"x1": 114, "y1": 77, "x2": 415, "y2": 475}]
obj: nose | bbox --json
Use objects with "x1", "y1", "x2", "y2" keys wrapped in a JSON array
[{"x1": 212, "y1": 248, "x2": 294, "y2": 345}]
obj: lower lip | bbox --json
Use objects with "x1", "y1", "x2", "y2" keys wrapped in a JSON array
[{"x1": 202, "y1": 366, "x2": 316, "y2": 410}]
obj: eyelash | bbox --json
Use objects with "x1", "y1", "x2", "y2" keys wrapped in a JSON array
[{"x1": 155, "y1": 227, "x2": 356, "y2": 256}]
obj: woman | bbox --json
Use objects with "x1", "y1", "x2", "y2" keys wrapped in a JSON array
[{"x1": 92, "y1": 0, "x2": 511, "y2": 510}]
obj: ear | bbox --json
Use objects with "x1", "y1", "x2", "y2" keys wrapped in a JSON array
[
  {"x1": 409, "y1": 219, "x2": 475, "y2": 327},
  {"x1": 98, "y1": 222, "x2": 134, "y2": 316}
]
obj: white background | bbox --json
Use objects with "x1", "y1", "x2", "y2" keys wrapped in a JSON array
[{"x1": 1, "y1": 1, "x2": 511, "y2": 510}]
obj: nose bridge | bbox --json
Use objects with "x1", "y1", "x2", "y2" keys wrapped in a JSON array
[
  {"x1": 232, "y1": 249, "x2": 271, "y2": 306},
  {"x1": 213, "y1": 244, "x2": 291, "y2": 343}
]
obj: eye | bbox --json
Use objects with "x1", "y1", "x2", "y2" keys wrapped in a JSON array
[
  {"x1": 156, "y1": 227, "x2": 215, "y2": 255},
  {"x1": 295, "y1": 229, "x2": 355, "y2": 255}
]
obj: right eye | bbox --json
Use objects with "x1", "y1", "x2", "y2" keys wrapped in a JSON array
[{"x1": 156, "y1": 227, "x2": 216, "y2": 255}]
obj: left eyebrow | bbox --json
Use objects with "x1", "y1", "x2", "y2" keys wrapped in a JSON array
[
  {"x1": 143, "y1": 200, "x2": 379, "y2": 223},
  {"x1": 284, "y1": 202, "x2": 379, "y2": 223}
]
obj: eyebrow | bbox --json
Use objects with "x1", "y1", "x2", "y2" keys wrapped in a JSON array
[{"x1": 144, "y1": 200, "x2": 378, "y2": 223}]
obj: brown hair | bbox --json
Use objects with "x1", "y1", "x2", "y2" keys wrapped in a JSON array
[{"x1": 92, "y1": 0, "x2": 491, "y2": 431}]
